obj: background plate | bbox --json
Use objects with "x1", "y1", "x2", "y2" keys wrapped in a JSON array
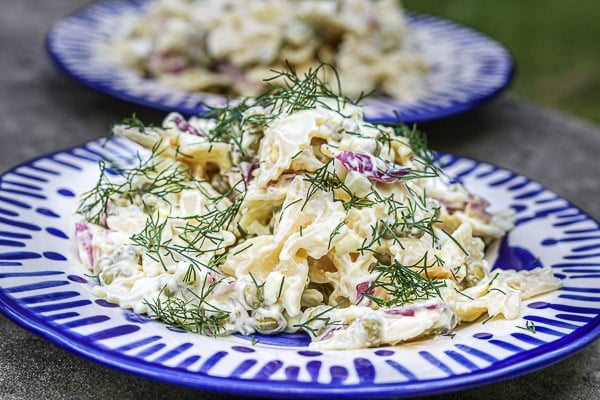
[
  {"x1": 0, "y1": 137, "x2": 598, "y2": 398},
  {"x1": 45, "y1": 0, "x2": 514, "y2": 123}
]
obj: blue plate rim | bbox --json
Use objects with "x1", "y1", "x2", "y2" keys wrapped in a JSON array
[
  {"x1": 1, "y1": 138, "x2": 598, "y2": 398},
  {"x1": 1, "y1": 291, "x2": 598, "y2": 399}
]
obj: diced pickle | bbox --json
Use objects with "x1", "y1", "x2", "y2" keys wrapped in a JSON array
[
  {"x1": 255, "y1": 317, "x2": 280, "y2": 333},
  {"x1": 464, "y1": 264, "x2": 487, "y2": 287},
  {"x1": 210, "y1": 173, "x2": 231, "y2": 194},
  {"x1": 374, "y1": 252, "x2": 392, "y2": 265},
  {"x1": 361, "y1": 317, "x2": 382, "y2": 344},
  {"x1": 252, "y1": 307, "x2": 285, "y2": 334},
  {"x1": 99, "y1": 264, "x2": 130, "y2": 285}
]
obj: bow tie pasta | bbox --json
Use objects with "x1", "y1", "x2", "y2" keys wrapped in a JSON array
[{"x1": 76, "y1": 67, "x2": 561, "y2": 349}]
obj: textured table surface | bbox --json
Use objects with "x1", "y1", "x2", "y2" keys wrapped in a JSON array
[{"x1": 1, "y1": 1, "x2": 599, "y2": 399}]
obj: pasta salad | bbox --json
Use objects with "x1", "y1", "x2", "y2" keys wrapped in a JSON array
[
  {"x1": 100, "y1": 0, "x2": 428, "y2": 100},
  {"x1": 75, "y1": 67, "x2": 561, "y2": 350}
]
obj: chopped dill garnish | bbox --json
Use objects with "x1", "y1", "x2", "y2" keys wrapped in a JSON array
[
  {"x1": 488, "y1": 272, "x2": 500, "y2": 287},
  {"x1": 328, "y1": 220, "x2": 347, "y2": 250},
  {"x1": 481, "y1": 314, "x2": 496, "y2": 324},
  {"x1": 516, "y1": 320, "x2": 536, "y2": 333},
  {"x1": 77, "y1": 142, "x2": 194, "y2": 225},
  {"x1": 121, "y1": 113, "x2": 147, "y2": 133},
  {"x1": 276, "y1": 276, "x2": 286, "y2": 301},
  {"x1": 145, "y1": 278, "x2": 230, "y2": 336},
  {"x1": 293, "y1": 297, "x2": 350, "y2": 337},
  {"x1": 454, "y1": 288, "x2": 475, "y2": 301},
  {"x1": 488, "y1": 287, "x2": 507, "y2": 295},
  {"x1": 261, "y1": 62, "x2": 356, "y2": 117},
  {"x1": 248, "y1": 272, "x2": 265, "y2": 303},
  {"x1": 365, "y1": 256, "x2": 447, "y2": 308}
]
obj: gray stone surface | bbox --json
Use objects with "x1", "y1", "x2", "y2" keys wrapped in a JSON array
[{"x1": 0, "y1": 1, "x2": 598, "y2": 399}]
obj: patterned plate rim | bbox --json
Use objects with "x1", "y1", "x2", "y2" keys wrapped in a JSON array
[{"x1": 0, "y1": 138, "x2": 598, "y2": 399}]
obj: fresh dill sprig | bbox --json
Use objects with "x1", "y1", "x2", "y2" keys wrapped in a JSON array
[
  {"x1": 301, "y1": 159, "x2": 378, "y2": 211},
  {"x1": 357, "y1": 192, "x2": 442, "y2": 256},
  {"x1": 276, "y1": 276, "x2": 286, "y2": 301},
  {"x1": 261, "y1": 62, "x2": 355, "y2": 117},
  {"x1": 76, "y1": 160, "x2": 115, "y2": 225},
  {"x1": 488, "y1": 272, "x2": 500, "y2": 286},
  {"x1": 109, "y1": 113, "x2": 153, "y2": 138},
  {"x1": 454, "y1": 288, "x2": 475, "y2": 301},
  {"x1": 364, "y1": 255, "x2": 447, "y2": 308},
  {"x1": 486, "y1": 272, "x2": 507, "y2": 295},
  {"x1": 481, "y1": 314, "x2": 496, "y2": 324},
  {"x1": 129, "y1": 191, "x2": 244, "y2": 274},
  {"x1": 294, "y1": 297, "x2": 349, "y2": 337},
  {"x1": 202, "y1": 98, "x2": 250, "y2": 157},
  {"x1": 199, "y1": 63, "x2": 357, "y2": 159},
  {"x1": 328, "y1": 220, "x2": 347, "y2": 250},
  {"x1": 516, "y1": 320, "x2": 537, "y2": 334},
  {"x1": 145, "y1": 278, "x2": 230, "y2": 336},
  {"x1": 121, "y1": 113, "x2": 147, "y2": 133},
  {"x1": 248, "y1": 272, "x2": 265, "y2": 303},
  {"x1": 77, "y1": 142, "x2": 193, "y2": 225}
]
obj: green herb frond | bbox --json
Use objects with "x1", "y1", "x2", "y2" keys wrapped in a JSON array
[
  {"x1": 301, "y1": 159, "x2": 378, "y2": 211},
  {"x1": 76, "y1": 142, "x2": 193, "y2": 225},
  {"x1": 145, "y1": 278, "x2": 230, "y2": 336},
  {"x1": 365, "y1": 255, "x2": 447, "y2": 308},
  {"x1": 294, "y1": 297, "x2": 349, "y2": 337},
  {"x1": 261, "y1": 62, "x2": 356, "y2": 118}
]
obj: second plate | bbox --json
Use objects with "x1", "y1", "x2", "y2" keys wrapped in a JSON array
[{"x1": 46, "y1": 0, "x2": 514, "y2": 123}]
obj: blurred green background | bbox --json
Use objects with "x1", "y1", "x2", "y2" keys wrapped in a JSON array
[{"x1": 404, "y1": 0, "x2": 600, "y2": 125}]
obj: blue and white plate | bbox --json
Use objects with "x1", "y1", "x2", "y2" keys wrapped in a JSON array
[
  {"x1": 46, "y1": 0, "x2": 514, "y2": 123},
  {"x1": 1, "y1": 137, "x2": 599, "y2": 398}
]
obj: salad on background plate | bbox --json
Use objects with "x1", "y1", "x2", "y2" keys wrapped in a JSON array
[{"x1": 46, "y1": 0, "x2": 514, "y2": 122}]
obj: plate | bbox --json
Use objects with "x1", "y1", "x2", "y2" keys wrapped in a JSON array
[
  {"x1": 1, "y1": 137, "x2": 599, "y2": 398},
  {"x1": 45, "y1": 0, "x2": 514, "y2": 123}
]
